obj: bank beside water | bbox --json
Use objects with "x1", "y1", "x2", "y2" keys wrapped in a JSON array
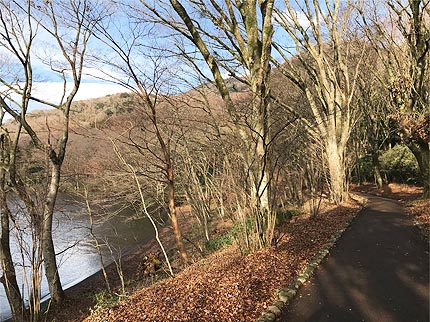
[{"x1": 0, "y1": 197, "x2": 158, "y2": 322}]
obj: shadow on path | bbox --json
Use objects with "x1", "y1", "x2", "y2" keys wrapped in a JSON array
[{"x1": 280, "y1": 195, "x2": 429, "y2": 322}]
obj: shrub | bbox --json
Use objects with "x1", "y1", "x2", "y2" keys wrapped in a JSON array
[
  {"x1": 229, "y1": 217, "x2": 254, "y2": 238},
  {"x1": 91, "y1": 290, "x2": 126, "y2": 318},
  {"x1": 205, "y1": 234, "x2": 232, "y2": 251},
  {"x1": 353, "y1": 145, "x2": 420, "y2": 184},
  {"x1": 96, "y1": 102, "x2": 105, "y2": 109},
  {"x1": 380, "y1": 145, "x2": 419, "y2": 183},
  {"x1": 204, "y1": 219, "x2": 255, "y2": 252},
  {"x1": 275, "y1": 209, "x2": 302, "y2": 226}
]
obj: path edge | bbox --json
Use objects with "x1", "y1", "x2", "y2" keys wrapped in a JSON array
[{"x1": 255, "y1": 196, "x2": 367, "y2": 322}]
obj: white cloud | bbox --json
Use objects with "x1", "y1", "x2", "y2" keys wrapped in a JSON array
[
  {"x1": 76, "y1": 82, "x2": 129, "y2": 101},
  {"x1": 274, "y1": 8, "x2": 314, "y2": 30},
  {"x1": 31, "y1": 82, "x2": 129, "y2": 103},
  {"x1": 1, "y1": 82, "x2": 129, "y2": 118},
  {"x1": 71, "y1": 66, "x2": 125, "y2": 84},
  {"x1": 295, "y1": 11, "x2": 311, "y2": 29}
]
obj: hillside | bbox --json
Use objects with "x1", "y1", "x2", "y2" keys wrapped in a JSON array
[
  {"x1": 4, "y1": 93, "x2": 136, "y2": 195},
  {"x1": 5, "y1": 84, "x2": 243, "y2": 203}
]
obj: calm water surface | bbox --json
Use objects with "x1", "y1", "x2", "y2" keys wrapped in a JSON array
[{"x1": 0, "y1": 197, "x2": 156, "y2": 321}]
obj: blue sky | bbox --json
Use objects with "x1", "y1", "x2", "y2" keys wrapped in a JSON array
[
  {"x1": 1, "y1": 0, "x2": 337, "y2": 115},
  {"x1": 0, "y1": 0, "x2": 131, "y2": 116}
]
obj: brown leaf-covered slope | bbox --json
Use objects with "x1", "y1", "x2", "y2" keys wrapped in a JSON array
[
  {"x1": 84, "y1": 199, "x2": 362, "y2": 322},
  {"x1": 406, "y1": 198, "x2": 430, "y2": 242}
]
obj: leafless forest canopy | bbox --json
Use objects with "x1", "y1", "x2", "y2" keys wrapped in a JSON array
[{"x1": 0, "y1": 0, "x2": 428, "y2": 321}]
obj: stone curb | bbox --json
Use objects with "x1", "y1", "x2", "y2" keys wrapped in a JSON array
[{"x1": 255, "y1": 203, "x2": 365, "y2": 322}]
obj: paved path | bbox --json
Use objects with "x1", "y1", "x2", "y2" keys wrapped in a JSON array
[{"x1": 280, "y1": 195, "x2": 429, "y2": 322}]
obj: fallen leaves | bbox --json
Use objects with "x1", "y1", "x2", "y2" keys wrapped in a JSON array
[
  {"x1": 83, "y1": 199, "x2": 363, "y2": 322},
  {"x1": 406, "y1": 198, "x2": 430, "y2": 242},
  {"x1": 354, "y1": 183, "x2": 429, "y2": 242}
]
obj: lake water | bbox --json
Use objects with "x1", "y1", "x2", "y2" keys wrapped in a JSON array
[{"x1": 0, "y1": 197, "x2": 157, "y2": 321}]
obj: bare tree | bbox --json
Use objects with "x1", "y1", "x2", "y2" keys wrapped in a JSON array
[
  {"x1": 0, "y1": 0, "x2": 102, "y2": 307},
  {"x1": 360, "y1": 0, "x2": 429, "y2": 197},
  {"x1": 0, "y1": 113, "x2": 29, "y2": 322},
  {"x1": 351, "y1": 58, "x2": 393, "y2": 188},
  {"x1": 141, "y1": 0, "x2": 278, "y2": 249},
  {"x1": 273, "y1": 0, "x2": 366, "y2": 203},
  {"x1": 112, "y1": 142, "x2": 174, "y2": 276},
  {"x1": 90, "y1": 13, "x2": 191, "y2": 264}
]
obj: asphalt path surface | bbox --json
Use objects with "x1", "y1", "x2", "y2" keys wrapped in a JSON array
[{"x1": 280, "y1": 195, "x2": 429, "y2": 322}]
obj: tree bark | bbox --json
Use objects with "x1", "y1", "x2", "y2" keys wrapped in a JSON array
[
  {"x1": 163, "y1": 0, "x2": 276, "y2": 249},
  {"x1": 42, "y1": 163, "x2": 65, "y2": 304},
  {"x1": 249, "y1": 94, "x2": 273, "y2": 247},
  {"x1": 167, "y1": 165, "x2": 188, "y2": 264},
  {"x1": 0, "y1": 131, "x2": 28, "y2": 321},
  {"x1": 325, "y1": 138, "x2": 347, "y2": 204},
  {"x1": 0, "y1": 200, "x2": 28, "y2": 322},
  {"x1": 407, "y1": 141, "x2": 430, "y2": 198},
  {"x1": 371, "y1": 152, "x2": 383, "y2": 189}
]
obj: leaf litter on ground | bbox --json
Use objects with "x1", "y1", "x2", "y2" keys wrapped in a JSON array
[{"x1": 84, "y1": 197, "x2": 364, "y2": 322}]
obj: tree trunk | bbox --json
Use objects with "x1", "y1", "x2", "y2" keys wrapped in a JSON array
[
  {"x1": 408, "y1": 141, "x2": 430, "y2": 199},
  {"x1": 371, "y1": 152, "x2": 383, "y2": 189},
  {"x1": 251, "y1": 112, "x2": 273, "y2": 248},
  {"x1": 253, "y1": 120, "x2": 270, "y2": 212},
  {"x1": 42, "y1": 163, "x2": 64, "y2": 304},
  {"x1": 0, "y1": 193, "x2": 28, "y2": 322},
  {"x1": 326, "y1": 138, "x2": 347, "y2": 204},
  {"x1": 167, "y1": 166, "x2": 188, "y2": 264},
  {"x1": 166, "y1": 0, "x2": 276, "y2": 250},
  {"x1": 0, "y1": 143, "x2": 28, "y2": 322},
  {"x1": 248, "y1": 34, "x2": 274, "y2": 247}
]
